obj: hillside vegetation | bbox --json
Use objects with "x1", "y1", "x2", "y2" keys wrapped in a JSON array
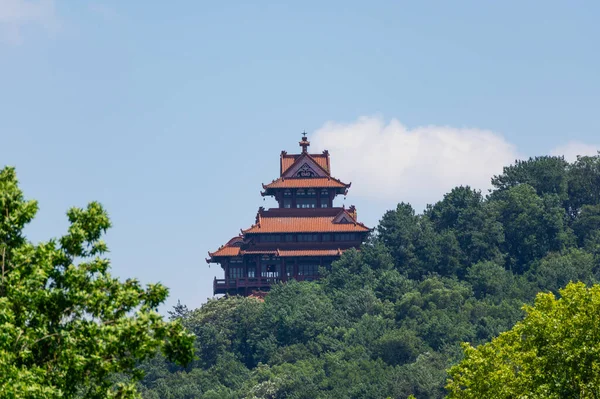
[{"x1": 139, "y1": 154, "x2": 600, "y2": 399}]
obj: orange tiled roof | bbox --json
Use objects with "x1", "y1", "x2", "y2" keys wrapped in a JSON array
[
  {"x1": 242, "y1": 216, "x2": 370, "y2": 234},
  {"x1": 263, "y1": 177, "x2": 349, "y2": 189},
  {"x1": 209, "y1": 246, "x2": 241, "y2": 257},
  {"x1": 277, "y1": 249, "x2": 343, "y2": 257},
  {"x1": 281, "y1": 153, "x2": 329, "y2": 175},
  {"x1": 241, "y1": 250, "x2": 277, "y2": 255},
  {"x1": 209, "y1": 248, "x2": 348, "y2": 259}
]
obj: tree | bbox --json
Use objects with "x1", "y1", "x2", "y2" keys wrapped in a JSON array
[
  {"x1": 377, "y1": 202, "x2": 419, "y2": 273},
  {"x1": 567, "y1": 154, "x2": 600, "y2": 217},
  {"x1": 377, "y1": 203, "x2": 463, "y2": 278},
  {"x1": 426, "y1": 186, "x2": 504, "y2": 268},
  {"x1": 572, "y1": 204, "x2": 600, "y2": 247},
  {"x1": 491, "y1": 156, "x2": 570, "y2": 201},
  {"x1": 0, "y1": 167, "x2": 194, "y2": 398},
  {"x1": 493, "y1": 184, "x2": 571, "y2": 273},
  {"x1": 447, "y1": 282, "x2": 600, "y2": 398},
  {"x1": 530, "y1": 249, "x2": 597, "y2": 295},
  {"x1": 466, "y1": 261, "x2": 514, "y2": 300}
]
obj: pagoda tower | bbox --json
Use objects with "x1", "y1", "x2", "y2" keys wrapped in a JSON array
[{"x1": 207, "y1": 133, "x2": 371, "y2": 296}]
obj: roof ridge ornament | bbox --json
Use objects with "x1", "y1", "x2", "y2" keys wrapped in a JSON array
[{"x1": 299, "y1": 131, "x2": 310, "y2": 153}]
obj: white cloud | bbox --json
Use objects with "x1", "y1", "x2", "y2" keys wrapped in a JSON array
[
  {"x1": 312, "y1": 116, "x2": 520, "y2": 208},
  {"x1": 550, "y1": 141, "x2": 599, "y2": 162},
  {"x1": 0, "y1": 0, "x2": 57, "y2": 44}
]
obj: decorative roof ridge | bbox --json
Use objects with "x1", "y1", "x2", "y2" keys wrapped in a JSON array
[
  {"x1": 332, "y1": 207, "x2": 370, "y2": 228},
  {"x1": 282, "y1": 151, "x2": 331, "y2": 177},
  {"x1": 255, "y1": 207, "x2": 264, "y2": 227},
  {"x1": 323, "y1": 149, "x2": 331, "y2": 174},
  {"x1": 280, "y1": 151, "x2": 287, "y2": 176},
  {"x1": 281, "y1": 152, "x2": 329, "y2": 160},
  {"x1": 223, "y1": 235, "x2": 244, "y2": 246},
  {"x1": 241, "y1": 207, "x2": 264, "y2": 234},
  {"x1": 303, "y1": 152, "x2": 331, "y2": 175}
]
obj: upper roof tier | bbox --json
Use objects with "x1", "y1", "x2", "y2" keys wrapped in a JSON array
[
  {"x1": 262, "y1": 134, "x2": 350, "y2": 196},
  {"x1": 281, "y1": 151, "x2": 330, "y2": 176}
]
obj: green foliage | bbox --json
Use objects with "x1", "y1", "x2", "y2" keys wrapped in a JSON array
[
  {"x1": 529, "y1": 248, "x2": 597, "y2": 295},
  {"x1": 427, "y1": 186, "x2": 504, "y2": 268},
  {"x1": 0, "y1": 167, "x2": 194, "y2": 399},
  {"x1": 447, "y1": 283, "x2": 600, "y2": 398},
  {"x1": 138, "y1": 153, "x2": 600, "y2": 398},
  {"x1": 491, "y1": 155, "x2": 570, "y2": 200},
  {"x1": 494, "y1": 184, "x2": 571, "y2": 272},
  {"x1": 567, "y1": 154, "x2": 600, "y2": 216}
]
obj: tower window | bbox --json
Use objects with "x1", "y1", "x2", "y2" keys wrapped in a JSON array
[
  {"x1": 296, "y1": 198, "x2": 316, "y2": 208},
  {"x1": 261, "y1": 235, "x2": 281, "y2": 242},
  {"x1": 334, "y1": 233, "x2": 356, "y2": 241},
  {"x1": 229, "y1": 267, "x2": 244, "y2": 279},
  {"x1": 297, "y1": 234, "x2": 319, "y2": 242},
  {"x1": 261, "y1": 264, "x2": 280, "y2": 278},
  {"x1": 298, "y1": 263, "x2": 319, "y2": 276}
]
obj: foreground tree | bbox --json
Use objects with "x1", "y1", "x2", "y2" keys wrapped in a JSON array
[
  {"x1": 447, "y1": 282, "x2": 600, "y2": 399},
  {"x1": 0, "y1": 167, "x2": 194, "y2": 398}
]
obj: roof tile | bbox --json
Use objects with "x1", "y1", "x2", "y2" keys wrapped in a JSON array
[
  {"x1": 209, "y1": 246, "x2": 241, "y2": 257},
  {"x1": 263, "y1": 177, "x2": 348, "y2": 189},
  {"x1": 281, "y1": 153, "x2": 329, "y2": 175},
  {"x1": 243, "y1": 216, "x2": 370, "y2": 234}
]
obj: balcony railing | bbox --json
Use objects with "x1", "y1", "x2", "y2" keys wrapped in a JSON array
[{"x1": 213, "y1": 275, "x2": 319, "y2": 294}]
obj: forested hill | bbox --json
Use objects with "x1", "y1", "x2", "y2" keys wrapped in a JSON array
[{"x1": 139, "y1": 154, "x2": 600, "y2": 399}]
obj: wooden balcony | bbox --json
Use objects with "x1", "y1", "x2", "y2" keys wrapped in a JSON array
[{"x1": 213, "y1": 275, "x2": 319, "y2": 295}]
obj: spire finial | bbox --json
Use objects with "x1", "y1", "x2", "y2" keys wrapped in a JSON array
[{"x1": 299, "y1": 131, "x2": 310, "y2": 153}]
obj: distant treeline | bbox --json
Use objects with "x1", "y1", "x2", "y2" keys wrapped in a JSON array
[{"x1": 138, "y1": 154, "x2": 600, "y2": 398}]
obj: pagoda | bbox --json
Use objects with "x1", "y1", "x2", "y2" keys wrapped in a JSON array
[{"x1": 207, "y1": 133, "x2": 371, "y2": 296}]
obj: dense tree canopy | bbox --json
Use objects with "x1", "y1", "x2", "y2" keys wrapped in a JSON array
[
  {"x1": 0, "y1": 167, "x2": 194, "y2": 398},
  {"x1": 447, "y1": 282, "x2": 600, "y2": 398},
  {"x1": 135, "y1": 153, "x2": 600, "y2": 398}
]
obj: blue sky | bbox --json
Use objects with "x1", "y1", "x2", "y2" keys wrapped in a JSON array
[{"x1": 1, "y1": 0, "x2": 599, "y2": 311}]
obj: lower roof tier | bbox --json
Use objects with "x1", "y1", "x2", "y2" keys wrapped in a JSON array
[
  {"x1": 207, "y1": 247, "x2": 347, "y2": 262},
  {"x1": 207, "y1": 206, "x2": 370, "y2": 263},
  {"x1": 242, "y1": 207, "x2": 370, "y2": 234}
]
